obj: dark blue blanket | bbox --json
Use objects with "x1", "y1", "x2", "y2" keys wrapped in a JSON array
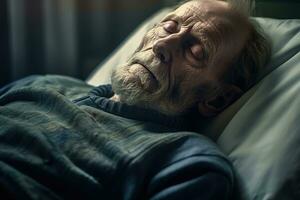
[{"x1": 0, "y1": 75, "x2": 234, "y2": 200}]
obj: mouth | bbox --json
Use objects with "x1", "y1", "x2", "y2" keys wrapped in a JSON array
[
  {"x1": 128, "y1": 61, "x2": 159, "y2": 92},
  {"x1": 132, "y1": 61, "x2": 157, "y2": 82}
]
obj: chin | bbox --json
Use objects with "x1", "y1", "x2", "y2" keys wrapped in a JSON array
[{"x1": 111, "y1": 65, "x2": 152, "y2": 107}]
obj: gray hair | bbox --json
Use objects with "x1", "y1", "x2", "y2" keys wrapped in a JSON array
[
  {"x1": 224, "y1": 0, "x2": 271, "y2": 90},
  {"x1": 227, "y1": 21, "x2": 271, "y2": 90},
  {"x1": 225, "y1": 0, "x2": 255, "y2": 16}
]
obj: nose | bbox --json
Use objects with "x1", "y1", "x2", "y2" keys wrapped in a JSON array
[
  {"x1": 152, "y1": 28, "x2": 189, "y2": 64},
  {"x1": 153, "y1": 40, "x2": 171, "y2": 63}
]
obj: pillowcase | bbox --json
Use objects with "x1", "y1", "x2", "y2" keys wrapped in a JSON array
[{"x1": 217, "y1": 18, "x2": 300, "y2": 200}]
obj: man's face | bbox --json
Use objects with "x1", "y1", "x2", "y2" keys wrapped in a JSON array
[{"x1": 111, "y1": 0, "x2": 250, "y2": 116}]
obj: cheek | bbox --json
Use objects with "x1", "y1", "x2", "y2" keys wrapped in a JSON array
[
  {"x1": 142, "y1": 27, "x2": 166, "y2": 49},
  {"x1": 174, "y1": 62, "x2": 202, "y2": 80},
  {"x1": 175, "y1": 65, "x2": 207, "y2": 97},
  {"x1": 170, "y1": 67, "x2": 195, "y2": 96},
  {"x1": 181, "y1": 73, "x2": 199, "y2": 94}
]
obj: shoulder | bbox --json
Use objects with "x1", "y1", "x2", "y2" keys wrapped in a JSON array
[{"x1": 121, "y1": 132, "x2": 235, "y2": 200}]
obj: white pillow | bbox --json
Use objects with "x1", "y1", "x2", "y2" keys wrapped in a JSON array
[{"x1": 217, "y1": 18, "x2": 300, "y2": 200}]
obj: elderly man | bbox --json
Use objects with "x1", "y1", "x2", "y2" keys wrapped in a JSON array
[
  {"x1": 0, "y1": 0, "x2": 269, "y2": 199},
  {"x1": 111, "y1": 0, "x2": 269, "y2": 117}
]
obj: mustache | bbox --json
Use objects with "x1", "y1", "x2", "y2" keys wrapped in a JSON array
[{"x1": 128, "y1": 48, "x2": 157, "y2": 65}]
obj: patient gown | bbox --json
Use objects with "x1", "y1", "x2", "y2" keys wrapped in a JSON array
[{"x1": 0, "y1": 75, "x2": 234, "y2": 200}]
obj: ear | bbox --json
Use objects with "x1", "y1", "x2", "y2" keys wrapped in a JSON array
[{"x1": 198, "y1": 84, "x2": 243, "y2": 117}]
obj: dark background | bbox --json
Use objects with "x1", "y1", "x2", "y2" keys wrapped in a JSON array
[{"x1": 0, "y1": 0, "x2": 299, "y2": 87}]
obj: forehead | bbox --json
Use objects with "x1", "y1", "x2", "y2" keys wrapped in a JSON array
[
  {"x1": 173, "y1": 0, "x2": 230, "y2": 23},
  {"x1": 165, "y1": 0, "x2": 236, "y2": 43},
  {"x1": 169, "y1": 0, "x2": 249, "y2": 40},
  {"x1": 165, "y1": 1, "x2": 236, "y2": 59}
]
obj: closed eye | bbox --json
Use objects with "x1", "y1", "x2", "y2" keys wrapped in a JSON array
[
  {"x1": 190, "y1": 43, "x2": 204, "y2": 61},
  {"x1": 163, "y1": 20, "x2": 179, "y2": 34}
]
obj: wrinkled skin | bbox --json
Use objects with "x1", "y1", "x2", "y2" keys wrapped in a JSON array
[{"x1": 111, "y1": 0, "x2": 250, "y2": 116}]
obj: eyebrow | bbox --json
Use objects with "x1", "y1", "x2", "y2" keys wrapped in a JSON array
[{"x1": 161, "y1": 13, "x2": 181, "y2": 23}]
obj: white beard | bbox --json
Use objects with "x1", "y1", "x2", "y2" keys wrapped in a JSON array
[
  {"x1": 111, "y1": 64, "x2": 155, "y2": 109},
  {"x1": 111, "y1": 64, "x2": 197, "y2": 116}
]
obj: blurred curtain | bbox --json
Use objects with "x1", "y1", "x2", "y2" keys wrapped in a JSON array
[{"x1": 0, "y1": 0, "x2": 180, "y2": 86}]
